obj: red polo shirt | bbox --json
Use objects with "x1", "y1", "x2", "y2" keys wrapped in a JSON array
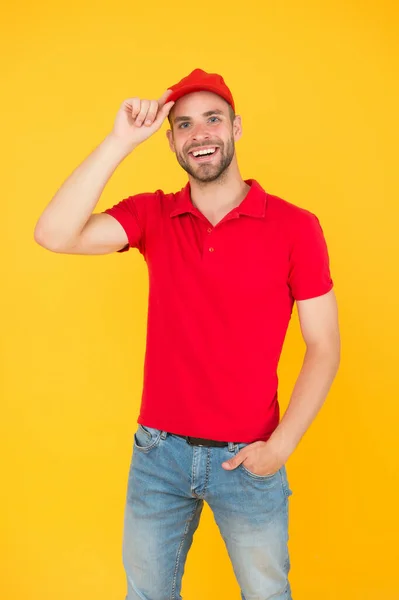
[{"x1": 103, "y1": 179, "x2": 333, "y2": 443}]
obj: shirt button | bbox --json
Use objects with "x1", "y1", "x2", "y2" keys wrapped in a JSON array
[
  {"x1": 209, "y1": 247, "x2": 215, "y2": 252},
  {"x1": 207, "y1": 227, "x2": 212, "y2": 233}
]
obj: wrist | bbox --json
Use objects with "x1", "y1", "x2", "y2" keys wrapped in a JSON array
[
  {"x1": 267, "y1": 428, "x2": 297, "y2": 459},
  {"x1": 105, "y1": 132, "x2": 138, "y2": 155}
]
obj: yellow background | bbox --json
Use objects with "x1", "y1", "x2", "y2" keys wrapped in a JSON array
[{"x1": 2, "y1": 1, "x2": 398, "y2": 598}]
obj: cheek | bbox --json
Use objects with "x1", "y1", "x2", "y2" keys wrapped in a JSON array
[
  {"x1": 171, "y1": 132, "x2": 187, "y2": 153},
  {"x1": 171, "y1": 138, "x2": 184, "y2": 155}
]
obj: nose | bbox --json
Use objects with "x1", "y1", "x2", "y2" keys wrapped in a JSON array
[{"x1": 190, "y1": 123, "x2": 212, "y2": 142}]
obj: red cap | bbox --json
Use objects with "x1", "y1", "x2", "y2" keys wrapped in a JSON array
[{"x1": 167, "y1": 68, "x2": 235, "y2": 112}]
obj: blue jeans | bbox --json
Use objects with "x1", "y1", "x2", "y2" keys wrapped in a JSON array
[{"x1": 122, "y1": 425, "x2": 293, "y2": 600}]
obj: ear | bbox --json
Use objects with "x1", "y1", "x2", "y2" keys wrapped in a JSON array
[
  {"x1": 166, "y1": 129, "x2": 176, "y2": 152},
  {"x1": 232, "y1": 115, "x2": 243, "y2": 142}
]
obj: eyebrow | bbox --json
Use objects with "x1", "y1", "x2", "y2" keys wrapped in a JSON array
[{"x1": 173, "y1": 109, "x2": 225, "y2": 124}]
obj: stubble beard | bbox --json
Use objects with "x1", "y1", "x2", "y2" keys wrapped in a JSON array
[{"x1": 175, "y1": 135, "x2": 235, "y2": 183}]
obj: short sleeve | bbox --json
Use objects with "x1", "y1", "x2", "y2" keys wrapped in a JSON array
[
  {"x1": 102, "y1": 192, "x2": 155, "y2": 254},
  {"x1": 288, "y1": 212, "x2": 334, "y2": 301}
]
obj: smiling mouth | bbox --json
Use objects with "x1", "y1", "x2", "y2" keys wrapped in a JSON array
[{"x1": 189, "y1": 147, "x2": 220, "y2": 162}]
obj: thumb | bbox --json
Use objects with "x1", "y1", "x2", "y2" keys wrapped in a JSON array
[
  {"x1": 153, "y1": 100, "x2": 175, "y2": 128},
  {"x1": 222, "y1": 451, "x2": 245, "y2": 471},
  {"x1": 158, "y1": 88, "x2": 174, "y2": 107}
]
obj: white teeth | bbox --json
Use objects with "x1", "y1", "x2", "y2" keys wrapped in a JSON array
[{"x1": 192, "y1": 148, "x2": 216, "y2": 157}]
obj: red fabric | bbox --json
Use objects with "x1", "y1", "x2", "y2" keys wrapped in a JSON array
[
  {"x1": 167, "y1": 68, "x2": 235, "y2": 111},
  {"x1": 103, "y1": 179, "x2": 333, "y2": 443}
]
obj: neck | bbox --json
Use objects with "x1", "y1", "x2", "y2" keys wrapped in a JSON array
[{"x1": 187, "y1": 160, "x2": 250, "y2": 220}]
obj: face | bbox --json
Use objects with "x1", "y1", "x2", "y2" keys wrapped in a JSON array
[{"x1": 166, "y1": 91, "x2": 242, "y2": 183}]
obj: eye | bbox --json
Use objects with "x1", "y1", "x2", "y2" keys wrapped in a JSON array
[
  {"x1": 178, "y1": 122, "x2": 190, "y2": 129},
  {"x1": 209, "y1": 116, "x2": 220, "y2": 123}
]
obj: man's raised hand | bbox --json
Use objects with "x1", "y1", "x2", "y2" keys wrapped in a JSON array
[{"x1": 111, "y1": 89, "x2": 175, "y2": 148}]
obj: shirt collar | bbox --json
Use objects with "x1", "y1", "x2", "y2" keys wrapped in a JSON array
[{"x1": 170, "y1": 178, "x2": 268, "y2": 219}]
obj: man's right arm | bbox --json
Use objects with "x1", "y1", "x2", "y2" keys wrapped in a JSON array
[
  {"x1": 33, "y1": 91, "x2": 174, "y2": 255},
  {"x1": 34, "y1": 134, "x2": 136, "y2": 254}
]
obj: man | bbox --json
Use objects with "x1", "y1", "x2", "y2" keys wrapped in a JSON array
[{"x1": 34, "y1": 68, "x2": 340, "y2": 600}]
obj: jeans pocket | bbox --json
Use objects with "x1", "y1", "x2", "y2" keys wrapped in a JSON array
[
  {"x1": 134, "y1": 424, "x2": 162, "y2": 453},
  {"x1": 240, "y1": 463, "x2": 280, "y2": 480},
  {"x1": 235, "y1": 442, "x2": 279, "y2": 481}
]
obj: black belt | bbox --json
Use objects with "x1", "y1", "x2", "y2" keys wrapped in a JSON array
[{"x1": 171, "y1": 433, "x2": 240, "y2": 447}]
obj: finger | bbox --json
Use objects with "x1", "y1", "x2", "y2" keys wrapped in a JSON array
[
  {"x1": 154, "y1": 100, "x2": 175, "y2": 126},
  {"x1": 157, "y1": 89, "x2": 174, "y2": 108},
  {"x1": 144, "y1": 99, "x2": 159, "y2": 126},
  {"x1": 129, "y1": 97, "x2": 141, "y2": 120},
  {"x1": 222, "y1": 450, "x2": 247, "y2": 470},
  {"x1": 135, "y1": 99, "x2": 150, "y2": 126}
]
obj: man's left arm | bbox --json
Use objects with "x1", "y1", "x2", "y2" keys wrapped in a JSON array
[
  {"x1": 267, "y1": 288, "x2": 341, "y2": 460},
  {"x1": 222, "y1": 288, "x2": 340, "y2": 474}
]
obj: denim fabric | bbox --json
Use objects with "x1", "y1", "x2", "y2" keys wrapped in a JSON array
[{"x1": 122, "y1": 425, "x2": 293, "y2": 600}]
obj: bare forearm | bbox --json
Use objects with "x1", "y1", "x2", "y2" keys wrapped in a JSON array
[
  {"x1": 268, "y1": 345, "x2": 340, "y2": 457},
  {"x1": 34, "y1": 134, "x2": 136, "y2": 249}
]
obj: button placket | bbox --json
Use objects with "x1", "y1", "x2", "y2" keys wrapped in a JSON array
[{"x1": 205, "y1": 225, "x2": 215, "y2": 255}]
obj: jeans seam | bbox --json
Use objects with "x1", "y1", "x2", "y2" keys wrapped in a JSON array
[
  {"x1": 171, "y1": 499, "x2": 202, "y2": 599},
  {"x1": 201, "y1": 448, "x2": 211, "y2": 498},
  {"x1": 127, "y1": 574, "x2": 147, "y2": 600}
]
